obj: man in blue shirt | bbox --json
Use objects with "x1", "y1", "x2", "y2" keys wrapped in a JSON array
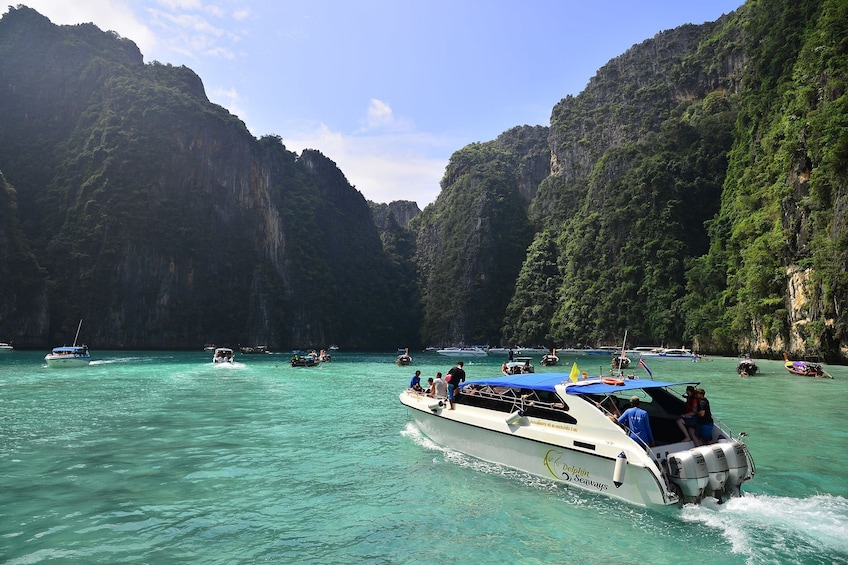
[{"x1": 616, "y1": 396, "x2": 654, "y2": 447}]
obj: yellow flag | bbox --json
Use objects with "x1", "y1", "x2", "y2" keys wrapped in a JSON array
[{"x1": 569, "y1": 362, "x2": 579, "y2": 383}]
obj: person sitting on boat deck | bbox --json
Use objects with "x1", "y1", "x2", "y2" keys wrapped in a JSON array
[
  {"x1": 695, "y1": 388, "x2": 714, "y2": 444},
  {"x1": 409, "y1": 370, "x2": 423, "y2": 392},
  {"x1": 675, "y1": 386, "x2": 700, "y2": 445},
  {"x1": 613, "y1": 396, "x2": 654, "y2": 448},
  {"x1": 501, "y1": 361, "x2": 509, "y2": 375},
  {"x1": 446, "y1": 361, "x2": 466, "y2": 410},
  {"x1": 425, "y1": 377, "x2": 435, "y2": 397},
  {"x1": 433, "y1": 372, "x2": 448, "y2": 400}
]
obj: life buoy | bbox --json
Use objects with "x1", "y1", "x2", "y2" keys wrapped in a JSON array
[{"x1": 602, "y1": 377, "x2": 625, "y2": 386}]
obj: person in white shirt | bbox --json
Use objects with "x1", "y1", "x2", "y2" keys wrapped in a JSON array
[{"x1": 433, "y1": 372, "x2": 448, "y2": 399}]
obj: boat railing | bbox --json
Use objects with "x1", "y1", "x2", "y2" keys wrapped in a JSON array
[{"x1": 459, "y1": 385, "x2": 573, "y2": 421}]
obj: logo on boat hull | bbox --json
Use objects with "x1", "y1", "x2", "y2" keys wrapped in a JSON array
[{"x1": 544, "y1": 449, "x2": 608, "y2": 492}]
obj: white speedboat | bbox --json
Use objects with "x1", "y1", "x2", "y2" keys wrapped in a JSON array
[
  {"x1": 400, "y1": 372, "x2": 755, "y2": 507},
  {"x1": 633, "y1": 347, "x2": 700, "y2": 360},
  {"x1": 658, "y1": 348, "x2": 700, "y2": 360},
  {"x1": 0, "y1": 342, "x2": 13, "y2": 353},
  {"x1": 436, "y1": 347, "x2": 488, "y2": 357},
  {"x1": 212, "y1": 347, "x2": 234, "y2": 363},
  {"x1": 503, "y1": 357, "x2": 534, "y2": 374},
  {"x1": 45, "y1": 319, "x2": 91, "y2": 367},
  {"x1": 45, "y1": 345, "x2": 91, "y2": 367}
]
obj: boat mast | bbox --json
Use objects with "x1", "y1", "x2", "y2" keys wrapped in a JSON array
[
  {"x1": 73, "y1": 319, "x2": 83, "y2": 346},
  {"x1": 614, "y1": 330, "x2": 628, "y2": 377}
]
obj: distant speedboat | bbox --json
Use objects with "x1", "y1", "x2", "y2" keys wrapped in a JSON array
[
  {"x1": 502, "y1": 357, "x2": 534, "y2": 374},
  {"x1": 636, "y1": 347, "x2": 700, "y2": 361},
  {"x1": 45, "y1": 319, "x2": 90, "y2": 368},
  {"x1": 0, "y1": 342, "x2": 13, "y2": 353},
  {"x1": 45, "y1": 345, "x2": 90, "y2": 367},
  {"x1": 240, "y1": 345, "x2": 271, "y2": 354},
  {"x1": 213, "y1": 347, "x2": 234, "y2": 363},
  {"x1": 436, "y1": 347, "x2": 488, "y2": 357}
]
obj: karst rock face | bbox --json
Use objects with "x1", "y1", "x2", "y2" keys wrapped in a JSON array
[{"x1": 0, "y1": 6, "x2": 410, "y2": 350}]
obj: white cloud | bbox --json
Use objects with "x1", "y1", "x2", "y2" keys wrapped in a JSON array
[
  {"x1": 19, "y1": 0, "x2": 158, "y2": 55},
  {"x1": 284, "y1": 122, "x2": 446, "y2": 207},
  {"x1": 366, "y1": 99, "x2": 394, "y2": 129}
]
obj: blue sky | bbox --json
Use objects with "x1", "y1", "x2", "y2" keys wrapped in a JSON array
[{"x1": 14, "y1": 1, "x2": 744, "y2": 206}]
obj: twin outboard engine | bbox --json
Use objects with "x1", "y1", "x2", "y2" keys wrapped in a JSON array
[
  {"x1": 666, "y1": 440, "x2": 753, "y2": 504},
  {"x1": 715, "y1": 441, "x2": 754, "y2": 497},
  {"x1": 666, "y1": 449, "x2": 709, "y2": 503}
]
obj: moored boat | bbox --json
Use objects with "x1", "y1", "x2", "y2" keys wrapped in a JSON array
[
  {"x1": 212, "y1": 347, "x2": 234, "y2": 363},
  {"x1": 396, "y1": 348, "x2": 413, "y2": 366},
  {"x1": 400, "y1": 372, "x2": 755, "y2": 507},
  {"x1": 240, "y1": 345, "x2": 271, "y2": 354},
  {"x1": 0, "y1": 342, "x2": 13, "y2": 353},
  {"x1": 45, "y1": 319, "x2": 91, "y2": 368},
  {"x1": 736, "y1": 354, "x2": 758, "y2": 377},
  {"x1": 502, "y1": 357, "x2": 534, "y2": 374},
  {"x1": 436, "y1": 346, "x2": 488, "y2": 357},
  {"x1": 783, "y1": 353, "x2": 831, "y2": 378},
  {"x1": 541, "y1": 349, "x2": 559, "y2": 366},
  {"x1": 612, "y1": 354, "x2": 631, "y2": 370},
  {"x1": 290, "y1": 351, "x2": 318, "y2": 367}
]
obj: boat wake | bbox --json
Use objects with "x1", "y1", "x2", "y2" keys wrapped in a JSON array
[
  {"x1": 680, "y1": 493, "x2": 848, "y2": 563},
  {"x1": 90, "y1": 356, "x2": 156, "y2": 365},
  {"x1": 211, "y1": 362, "x2": 247, "y2": 369}
]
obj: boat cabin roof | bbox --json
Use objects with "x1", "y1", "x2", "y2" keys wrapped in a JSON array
[
  {"x1": 461, "y1": 373, "x2": 696, "y2": 394},
  {"x1": 51, "y1": 346, "x2": 87, "y2": 353}
]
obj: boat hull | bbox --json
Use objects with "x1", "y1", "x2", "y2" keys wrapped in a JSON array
[
  {"x1": 44, "y1": 354, "x2": 90, "y2": 368},
  {"x1": 436, "y1": 348, "x2": 488, "y2": 357},
  {"x1": 401, "y1": 392, "x2": 673, "y2": 506}
]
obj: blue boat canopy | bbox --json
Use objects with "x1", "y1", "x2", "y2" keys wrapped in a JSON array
[
  {"x1": 50, "y1": 346, "x2": 88, "y2": 353},
  {"x1": 461, "y1": 373, "x2": 697, "y2": 394}
]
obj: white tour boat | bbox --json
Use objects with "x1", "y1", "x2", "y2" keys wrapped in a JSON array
[
  {"x1": 400, "y1": 372, "x2": 755, "y2": 507},
  {"x1": 45, "y1": 345, "x2": 91, "y2": 367},
  {"x1": 0, "y1": 342, "x2": 14, "y2": 353},
  {"x1": 212, "y1": 347, "x2": 234, "y2": 363},
  {"x1": 436, "y1": 346, "x2": 488, "y2": 357},
  {"x1": 45, "y1": 320, "x2": 91, "y2": 367}
]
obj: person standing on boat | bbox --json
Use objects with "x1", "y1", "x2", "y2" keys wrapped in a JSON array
[
  {"x1": 695, "y1": 388, "x2": 714, "y2": 444},
  {"x1": 615, "y1": 396, "x2": 654, "y2": 447},
  {"x1": 446, "y1": 361, "x2": 466, "y2": 410}
]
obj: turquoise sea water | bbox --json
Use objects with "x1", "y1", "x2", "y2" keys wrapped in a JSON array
[{"x1": 1, "y1": 350, "x2": 847, "y2": 564}]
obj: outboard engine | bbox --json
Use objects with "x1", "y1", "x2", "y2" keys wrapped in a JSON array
[
  {"x1": 716, "y1": 441, "x2": 752, "y2": 497},
  {"x1": 696, "y1": 445, "x2": 729, "y2": 500},
  {"x1": 666, "y1": 450, "x2": 709, "y2": 503}
]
